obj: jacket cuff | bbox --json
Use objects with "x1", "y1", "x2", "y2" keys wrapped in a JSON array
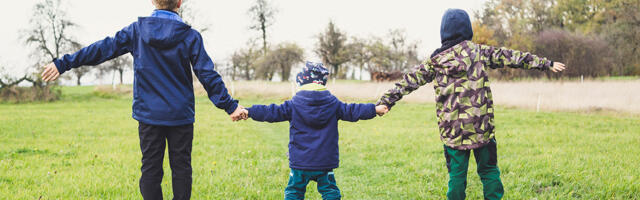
[
  {"x1": 52, "y1": 58, "x2": 67, "y2": 74},
  {"x1": 546, "y1": 61, "x2": 554, "y2": 70},
  {"x1": 246, "y1": 107, "x2": 257, "y2": 119},
  {"x1": 224, "y1": 100, "x2": 239, "y2": 115},
  {"x1": 366, "y1": 103, "x2": 377, "y2": 118}
]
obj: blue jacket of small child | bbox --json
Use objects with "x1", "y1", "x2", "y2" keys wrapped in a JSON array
[
  {"x1": 53, "y1": 14, "x2": 238, "y2": 126},
  {"x1": 247, "y1": 89, "x2": 376, "y2": 170}
]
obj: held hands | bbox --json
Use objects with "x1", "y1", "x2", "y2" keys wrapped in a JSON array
[
  {"x1": 376, "y1": 105, "x2": 389, "y2": 116},
  {"x1": 550, "y1": 62, "x2": 566, "y2": 73},
  {"x1": 241, "y1": 108, "x2": 249, "y2": 119},
  {"x1": 41, "y1": 63, "x2": 60, "y2": 82},
  {"x1": 230, "y1": 105, "x2": 249, "y2": 122}
]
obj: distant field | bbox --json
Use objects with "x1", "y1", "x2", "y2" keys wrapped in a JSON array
[
  {"x1": 208, "y1": 80, "x2": 640, "y2": 114},
  {"x1": 1, "y1": 86, "x2": 638, "y2": 199}
]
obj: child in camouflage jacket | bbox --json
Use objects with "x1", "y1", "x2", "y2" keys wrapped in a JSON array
[{"x1": 376, "y1": 9, "x2": 566, "y2": 200}]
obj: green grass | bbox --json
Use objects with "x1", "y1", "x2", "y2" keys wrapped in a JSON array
[{"x1": 1, "y1": 86, "x2": 639, "y2": 199}]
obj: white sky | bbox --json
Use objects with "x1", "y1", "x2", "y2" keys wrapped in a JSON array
[{"x1": 0, "y1": 0, "x2": 485, "y2": 84}]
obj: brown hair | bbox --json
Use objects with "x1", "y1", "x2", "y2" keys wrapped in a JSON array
[{"x1": 153, "y1": 0, "x2": 179, "y2": 10}]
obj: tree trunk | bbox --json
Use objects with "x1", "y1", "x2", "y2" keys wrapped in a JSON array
[
  {"x1": 230, "y1": 66, "x2": 236, "y2": 81},
  {"x1": 332, "y1": 64, "x2": 339, "y2": 79},
  {"x1": 281, "y1": 65, "x2": 288, "y2": 82},
  {"x1": 351, "y1": 69, "x2": 356, "y2": 80},
  {"x1": 261, "y1": 21, "x2": 268, "y2": 56},
  {"x1": 245, "y1": 68, "x2": 251, "y2": 80},
  {"x1": 359, "y1": 64, "x2": 364, "y2": 80},
  {"x1": 76, "y1": 75, "x2": 81, "y2": 86},
  {"x1": 118, "y1": 69, "x2": 124, "y2": 85},
  {"x1": 268, "y1": 71, "x2": 274, "y2": 81}
]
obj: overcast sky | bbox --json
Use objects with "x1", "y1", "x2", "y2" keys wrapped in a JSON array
[{"x1": 0, "y1": 0, "x2": 485, "y2": 84}]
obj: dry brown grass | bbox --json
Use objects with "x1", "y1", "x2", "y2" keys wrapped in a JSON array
[
  {"x1": 195, "y1": 80, "x2": 640, "y2": 114},
  {"x1": 488, "y1": 80, "x2": 640, "y2": 113},
  {"x1": 93, "y1": 85, "x2": 133, "y2": 99},
  {"x1": 0, "y1": 86, "x2": 60, "y2": 103}
]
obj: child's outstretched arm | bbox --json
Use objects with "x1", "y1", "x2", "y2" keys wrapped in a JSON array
[
  {"x1": 377, "y1": 63, "x2": 436, "y2": 110},
  {"x1": 480, "y1": 44, "x2": 566, "y2": 72},
  {"x1": 337, "y1": 102, "x2": 379, "y2": 122},
  {"x1": 245, "y1": 101, "x2": 293, "y2": 123},
  {"x1": 42, "y1": 23, "x2": 135, "y2": 82}
]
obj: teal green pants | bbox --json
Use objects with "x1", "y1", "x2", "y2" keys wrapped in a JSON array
[
  {"x1": 444, "y1": 139, "x2": 504, "y2": 200},
  {"x1": 284, "y1": 169, "x2": 341, "y2": 200}
]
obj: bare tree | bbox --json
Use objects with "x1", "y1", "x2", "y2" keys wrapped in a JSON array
[
  {"x1": 365, "y1": 38, "x2": 393, "y2": 74},
  {"x1": 347, "y1": 37, "x2": 372, "y2": 80},
  {"x1": 254, "y1": 56, "x2": 277, "y2": 81},
  {"x1": 0, "y1": 64, "x2": 32, "y2": 90},
  {"x1": 387, "y1": 29, "x2": 420, "y2": 72},
  {"x1": 248, "y1": 0, "x2": 277, "y2": 55},
  {"x1": 178, "y1": 0, "x2": 211, "y2": 33},
  {"x1": 24, "y1": 0, "x2": 85, "y2": 85},
  {"x1": 231, "y1": 40, "x2": 261, "y2": 80},
  {"x1": 255, "y1": 43, "x2": 304, "y2": 82},
  {"x1": 271, "y1": 43, "x2": 304, "y2": 82},
  {"x1": 0, "y1": 63, "x2": 36, "y2": 89},
  {"x1": 97, "y1": 55, "x2": 132, "y2": 85},
  {"x1": 0, "y1": 63, "x2": 59, "y2": 103},
  {"x1": 315, "y1": 21, "x2": 351, "y2": 79},
  {"x1": 70, "y1": 65, "x2": 91, "y2": 85},
  {"x1": 0, "y1": 76, "x2": 35, "y2": 90},
  {"x1": 66, "y1": 42, "x2": 91, "y2": 85}
]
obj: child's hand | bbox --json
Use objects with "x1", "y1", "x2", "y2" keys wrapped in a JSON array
[
  {"x1": 230, "y1": 105, "x2": 249, "y2": 121},
  {"x1": 376, "y1": 105, "x2": 389, "y2": 116},
  {"x1": 550, "y1": 62, "x2": 566, "y2": 73},
  {"x1": 41, "y1": 63, "x2": 60, "y2": 82},
  {"x1": 241, "y1": 108, "x2": 249, "y2": 120}
]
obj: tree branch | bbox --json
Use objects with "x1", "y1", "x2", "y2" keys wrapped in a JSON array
[
  {"x1": 37, "y1": 28, "x2": 56, "y2": 60},
  {"x1": 0, "y1": 76, "x2": 34, "y2": 89}
]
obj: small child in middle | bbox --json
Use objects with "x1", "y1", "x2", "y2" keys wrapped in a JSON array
[{"x1": 242, "y1": 61, "x2": 387, "y2": 200}]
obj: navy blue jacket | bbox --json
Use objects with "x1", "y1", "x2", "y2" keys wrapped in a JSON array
[
  {"x1": 247, "y1": 90, "x2": 376, "y2": 170},
  {"x1": 53, "y1": 17, "x2": 238, "y2": 126}
]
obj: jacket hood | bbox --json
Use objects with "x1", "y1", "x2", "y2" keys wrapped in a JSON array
[
  {"x1": 440, "y1": 9, "x2": 473, "y2": 44},
  {"x1": 138, "y1": 17, "x2": 191, "y2": 48},
  {"x1": 432, "y1": 9, "x2": 474, "y2": 58},
  {"x1": 292, "y1": 90, "x2": 339, "y2": 128}
]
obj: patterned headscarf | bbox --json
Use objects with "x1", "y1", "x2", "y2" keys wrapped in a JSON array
[{"x1": 296, "y1": 61, "x2": 330, "y2": 86}]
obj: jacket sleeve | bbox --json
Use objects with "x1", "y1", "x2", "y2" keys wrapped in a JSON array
[
  {"x1": 190, "y1": 32, "x2": 239, "y2": 114},
  {"x1": 338, "y1": 102, "x2": 376, "y2": 122},
  {"x1": 377, "y1": 62, "x2": 436, "y2": 109},
  {"x1": 53, "y1": 23, "x2": 135, "y2": 74},
  {"x1": 247, "y1": 101, "x2": 292, "y2": 123},
  {"x1": 479, "y1": 44, "x2": 553, "y2": 70}
]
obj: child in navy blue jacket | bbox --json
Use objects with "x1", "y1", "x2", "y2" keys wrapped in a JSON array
[
  {"x1": 39, "y1": 0, "x2": 246, "y2": 199},
  {"x1": 243, "y1": 62, "x2": 388, "y2": 200}
]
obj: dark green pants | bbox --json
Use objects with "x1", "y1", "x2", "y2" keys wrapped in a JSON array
[
  {"x1": 444, "y1": 139, "x2": 504, "y2": 200},
  {"x1": 284, "y1": 169, "x2": 341, "y2": 200}
]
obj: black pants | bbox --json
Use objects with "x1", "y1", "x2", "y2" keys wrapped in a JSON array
[{"x1": 138, "y1": 122, "x2": 193, "y2": 200}]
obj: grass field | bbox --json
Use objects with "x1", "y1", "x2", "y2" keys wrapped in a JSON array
[{"x1": 1, "y1": 86, "x2": 639, "y2": 199}]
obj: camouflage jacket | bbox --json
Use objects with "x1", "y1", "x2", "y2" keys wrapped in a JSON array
[{"x1": 377, "y1": 41, "x2": 552, "y2": 150}]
